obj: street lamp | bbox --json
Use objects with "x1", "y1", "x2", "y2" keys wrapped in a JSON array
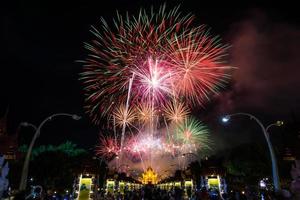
[
  {"x1": 19, "y1": 113, "x2": 81, "y2": 191},
  {"x1": 221, "y1": 112, "x2": 283, "y2": 192}
]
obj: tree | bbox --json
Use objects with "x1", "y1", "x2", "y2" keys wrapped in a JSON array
[
  {"x1": 9, "y1": 141, "x2": 87, "y2": 191},
  {"x1": 223, "y1": 143, "x2": 270, "y2": 186}
]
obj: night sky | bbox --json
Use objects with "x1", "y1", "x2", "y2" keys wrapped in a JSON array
[{"x1": 1, "y1": 0, "x2": 299, "y2": 152}]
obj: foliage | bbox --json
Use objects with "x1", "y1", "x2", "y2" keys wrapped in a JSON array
[
  {"x1": 9, "y1": 142, "x2": 88, "y2": 190},
  {"x1": 19, "y1": 141, "x2": 87, "y2": 160},
  {"x1": 223, "y1": 143, "x2": 270, "y2": 185},
  {"x1": 28, "y1": 151, "x2": 84, "y2": 191}
]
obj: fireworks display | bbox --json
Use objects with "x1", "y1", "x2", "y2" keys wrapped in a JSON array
[
  {"x1": 112, "y1": 104, "x2": 136, "y2": 127},
  {"x1": 175, "y1": 117, "x2": 211, "y2": 150},
  {"x1": 95, "y1": 136, "x2": 120, "y2": 160},
  {"x1": 163, "y1": 101, "x2": 190, "y2": 124},
  {"x1": 81, "y1": 4, "x2": 233, "y2": 178}
]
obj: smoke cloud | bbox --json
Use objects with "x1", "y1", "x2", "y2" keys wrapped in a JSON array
[{"x1": 215, "y1": 10, "x2": 300, "y2": 117}]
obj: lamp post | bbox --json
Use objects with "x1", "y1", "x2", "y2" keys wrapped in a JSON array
[
  {"x1": 222, "y1": 112, "x2": 283, "y2": 192},
  {"x1": 19, "y1": 113, "x2": 81, "y2": 191}
]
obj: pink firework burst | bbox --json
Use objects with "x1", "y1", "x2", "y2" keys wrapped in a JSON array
[{"x1": 133, "y1": 58, "x2": 174, "y2": 104}]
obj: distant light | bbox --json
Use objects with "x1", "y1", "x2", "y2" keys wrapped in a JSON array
[
  {"x1": 242, "y1": 191, "x2": 245, "y2": 194},
  {"x1": 21, "y1": 122, "x2": 29, "y2": 126},
  {"x1": 276, "y1": 121, "x2": 284, "y2": 126},
  {"x1": 66, "y1": 190, "x2": 69, "y2": 193},
  {"x1": 54, "y1": 191, "x2": 57, "y2": 194},
  {"x1": 30, "y1": 178, "x2": 34, "y2": 181},
  {"x1": 260, "y1": 180, "x2": 266, "y2": 188},
  {"x1": 222, "y1": 116, "x2": 230, "y2": 123}
]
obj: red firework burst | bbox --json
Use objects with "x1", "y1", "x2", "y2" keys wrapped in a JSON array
[{"x1": 95, "y1": 136, "x2": 120, "y2": 159}]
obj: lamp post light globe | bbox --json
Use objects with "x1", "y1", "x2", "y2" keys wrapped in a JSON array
[
  {"x1": 20, "y1": 122, "x2": 29, "y2": 127},
  {"x1": 221, "y1": 116, "x2": 230, "y2": 123},
  {"x1": 20, "y1": 122, "x2": 37, "y2": 130},
  {"x1": 72, "y1": 115, "x2": 81, "y2": 120},
  {"x1": 276, "y1": 120, "x2": 284, "y2": 126}
]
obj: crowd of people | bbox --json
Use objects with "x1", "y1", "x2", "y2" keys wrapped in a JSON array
[
  {"x1": 95, "y1": 185, "x2": 295, "y2": 200},
  {"x1": 96, "y1": 186, "x2": 246, "y2": 200},
  {"x1": 10, "y1": 184, "x2": 295, "y2": 200}
]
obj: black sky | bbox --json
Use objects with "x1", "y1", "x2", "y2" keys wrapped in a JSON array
[{"x1": 1, "y1": 0, "x2": 299, "y2": 151}]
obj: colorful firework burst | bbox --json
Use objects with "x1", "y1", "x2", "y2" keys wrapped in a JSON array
[
  {"x1": 95, "y1": 136, "x2": 120, "y2": 159},
  {"x1": 112, "y1": 104, "x2": 136, "y2": 127},
  {"x1": 136, "y1": 103, "x2": 153, "y2": 125},
  {"x1": 80, "y1": 5, "x2": 195, "y2": 123},
  {"x1": 163, "y1": 101, "x2": 190, "y2": 124},
  {"x1": 133, "y1": 58, "x2": 174, "y2": 104},
  {"x1": 80, "y1": 4, "x2": 233, "y2": 124},
  {"x1": 82, "y1": 4, "x2": 233, "y2": 175},
  {"x1": 174, "y1": 117, "x2": 211, "y2": 150}
]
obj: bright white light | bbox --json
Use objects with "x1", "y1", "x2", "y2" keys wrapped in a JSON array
[
  {"x1": 260, "y1": 180, "x2": 266, "y2": 188},
  {"x1": 222, "y1": 116, "x2": 230, "y2": 123},
  {"x1": 150, "y1": 77, "x2": 159, "y2": 88}
]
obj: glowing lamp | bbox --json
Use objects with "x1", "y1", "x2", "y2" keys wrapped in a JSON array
[{"x1": 222, "y1": 116, "x2": 230, "y2": 123}]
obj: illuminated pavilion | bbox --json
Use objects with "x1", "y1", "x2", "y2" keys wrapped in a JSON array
[{"x1": 142, "y1": 167, "x2": 158, "y2": 184}]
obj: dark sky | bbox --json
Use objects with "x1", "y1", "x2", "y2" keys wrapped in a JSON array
[{"x1": 1, "y1": 0, "x2": 299, "y2": 151}]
